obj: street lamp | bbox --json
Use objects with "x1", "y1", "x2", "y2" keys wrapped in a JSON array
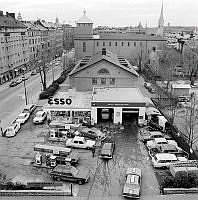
[{"x1": 23, "y1": 79, "x2": 28, "y2": 105}]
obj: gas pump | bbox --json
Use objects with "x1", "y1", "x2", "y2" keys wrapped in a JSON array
[{"x1": 50, "y1": 155, "x2": 57, "y2": 167}]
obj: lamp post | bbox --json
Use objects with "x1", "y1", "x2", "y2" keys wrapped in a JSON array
[{"x1": 23, "y1": 79, "x2": 28, "y2": 105}]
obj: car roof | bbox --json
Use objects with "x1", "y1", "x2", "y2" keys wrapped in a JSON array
[
  {"x1": 126, "y1": 174, "x2": 140, "y2": 185},
  {"x1": 19, "y1": 113, "x2": 28, "y2": 116},
  {"x1": 155, "y1": 153, "x2": 177, "y2": 160},
  {"x1": 126, "y1": 167, "x2": 141, "y2": 177},
  {"x1": 159, "y1": 144, "x2": 177, "y2": 151},
  {"x1": 53, "y1": 165, "x2": 77, "y2": 173},
  {"x1": 36, "y1": 110, "x2": 45, "y2": 114},
  {"x1": 74, "y1": 136, "x2": 85, "y2": 141},
  {"x1": 150, "y1": 131, "x2": 163, "y2": 136}
]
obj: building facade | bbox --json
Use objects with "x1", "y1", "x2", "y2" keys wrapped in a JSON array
[
  {"x1": 62, "y1": 24, "x2": 75, "y2": 50},
  {"x1": 0, "y1": 11, "x2": 29, "y2": 84}
]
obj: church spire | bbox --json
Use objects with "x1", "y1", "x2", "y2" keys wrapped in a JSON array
[
  {"x1": 158, "y1": 2, "x2": 164, "y2": 28},
  {"x1": 156, "y1": 3, "x2": 164, "y2": 37},
  {"x1": 17, "y1": 12, "x2": 22, "y2": 21}
]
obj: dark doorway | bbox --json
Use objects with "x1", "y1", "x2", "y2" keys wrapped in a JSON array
[{"x1": 122, "y1": 108, "x2": 139, "y2": 126}]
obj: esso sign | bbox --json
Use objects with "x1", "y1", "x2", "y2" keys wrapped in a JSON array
[{"x1": 48, "y1": 97, "x2": 72, "y2": 105}]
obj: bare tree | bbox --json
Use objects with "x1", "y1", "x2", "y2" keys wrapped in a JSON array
[{"x1": 182, "y1": 93, "x2": 198, "y2": 149}]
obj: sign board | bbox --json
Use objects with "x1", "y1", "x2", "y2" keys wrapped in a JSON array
[
  {"x1": 91, "y1": 102, "x2": 146, "y2": 107},
  {"x1": 48, "y1": 97, "x2": 72, "y2": 105}
]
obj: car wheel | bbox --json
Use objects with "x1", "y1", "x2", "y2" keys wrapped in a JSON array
[{"x1": 78, "y1": 180, "x2": 83, "y2": 185}]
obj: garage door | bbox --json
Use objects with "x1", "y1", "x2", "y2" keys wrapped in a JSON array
[{"x1": 122, "y1": 108, "x2": 139, "y2": 124}]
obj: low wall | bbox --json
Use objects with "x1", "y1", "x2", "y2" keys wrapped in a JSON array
[{"x1": 164, "y1": 187, "x2": 198, "y2": 194}]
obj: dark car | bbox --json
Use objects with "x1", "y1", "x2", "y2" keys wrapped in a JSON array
[
  {"x1": 148, "y1": 87, "x2": 156, "y2": 93},
  {"x1": 50, "y1": 165, "x2": 90, "y2": 185},
  {"x1": 31, "y1": 70, "x2": 37, "y2": 76},
  {"x1": 100, "y1": 142, "x2": 115, "y2": 159},
  {"x1": 9, "y1": 81, "x2": 18, "y2": 87},
  {"x1": 81, "y1": 128, "x2": 106, "y2": 140}
]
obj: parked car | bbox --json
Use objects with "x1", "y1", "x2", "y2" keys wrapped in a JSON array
[
  {"x1": 144, "y1": 82, "x2": 151, "y2": 89},
  {"x1": 31, "y1": 70, "x2": 37, "y2": 76},
  {"x1": 123, "y1": 167, "x2": 142, "y2": 199},
  {"x1": 100, "y1": 142, "x2": 115, "y2": 159},
  {"x1": 3, "y1": 123, "x2": 20, "y2": 137},
  {"x1": 81, "y1": 128, "x2": 106, "y2": 140},
  {"x1": 66, "y1": 136, "x2": 96, "y2": 149},
  {"x1": 152, "y1": 153, "x2": 178, "y2": 168},
  {"x1": 33, "y1": 110, "x2": 47, "y2": 124},
  {"x1": 15, "y1": 78, "x2": 22, "y2": 84},
  {"x1": 22, "y1": 104, "x2": 36, "y2": 114},
  {"x1": 15, "y1": 113, "x2": 30, "y2": 124},
  {"x1": 141, "y1": 131, "x2": 164, "y2": 143},
  {"x1": 21, "y1": 75, "x2": 29, "y2": 81},
  {"x1": 50, "y1": 165, "x2": 90, "y2": 185},
  {"x1": 9, "y1": 81, "x2": 18, "y2": 87}
]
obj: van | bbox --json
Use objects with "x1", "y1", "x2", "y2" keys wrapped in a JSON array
[
  {"x1": 152, "y1": 153, "x2": 178, "y2": 168},
  {"x1": 23, "y1": 104, "x2": 36, "y2": 114},
  {"x1": 101, "y1": 108, "x2": 109, "y2": 120},
  {"x1": 3, "y1": 123, "x2": 20, "y2": 137},
  {"x1": 100, "y1": 142, "x2": 115, "y2": 159}
]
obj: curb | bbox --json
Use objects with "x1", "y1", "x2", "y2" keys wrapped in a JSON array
[
  {"x1": 163, "y1": 187, "x2": 198, "y2": 194},
  {"x1": 0, "y1": 190, "x2": 72, "y2": 196}
]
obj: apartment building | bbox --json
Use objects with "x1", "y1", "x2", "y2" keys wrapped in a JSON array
[{"x1": 0, "y1": 11, "x2": 29, "y2": 84}]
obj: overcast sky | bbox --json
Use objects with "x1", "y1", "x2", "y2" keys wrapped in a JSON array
[{"x1": 1, "y1": 0, "x2": 197, "y2": 27}]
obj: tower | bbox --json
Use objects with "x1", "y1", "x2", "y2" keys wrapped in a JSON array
[
  {"x1": 55, "y1": 15, "x2": 59, "y2": 24},
  {"x1": 156, "y1": 3, "x2": 164, "y2": 37},
  {"x1": 17, "y1": 12, "x2": 22, "y2": 21},
  {"x1": 75, "y1": 10, "x2": 93, "y2": 39}
]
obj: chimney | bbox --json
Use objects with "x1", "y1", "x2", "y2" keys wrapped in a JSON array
[
  {"x1": 0, "y1": 11, "x2": 3, "y2": 16},
  {"x1": 102, "y1": 48, "x2": 106, "y2": 56}
]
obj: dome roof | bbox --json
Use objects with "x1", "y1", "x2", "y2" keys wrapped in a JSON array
[{"x1": 76, "y1": 11, "x2": 92, "y2": 24}]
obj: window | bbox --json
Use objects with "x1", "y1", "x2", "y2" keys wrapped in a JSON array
[
  {"x1": 110, "y1": 78, "x2": 115, "y2": 85},
  {"x1": 92, "y1": 78, "x2": 97, "y2": 85},
  {"x1": 128, "y1": 42, "x2": 130, "y2": 46},
  {"x1": 98, "y1": 68, "x2": 110, "y2": 75},
  {"x1": 103, "y1": 42, "x2": 105, "y2": 46},
  {"x1": 109, "y1": 42, "x2": 111, "y2": 46},
  {"x1": 134, "y1": 42, "x2": 136, "y2": 47},
  {"x1": 121, "y1": 42, "x2": 124, "y2": 46},
  {"x1": 140, "y1": 42, "x2": 142, "y2": 47},
  {"x1": 83, "y1": 42, "x2": 86, "y2": 52},
  {"x1": 101, "y1": 78, "x2": 106, "y2": 85},
  {"x1": 97, "y1": 42, "x2": 99, "y2": 46},
  {"x1": 115, "y1": 42, "x2": 117, "y2": 46}
]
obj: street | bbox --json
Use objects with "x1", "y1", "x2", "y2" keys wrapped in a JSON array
[{"x1": 0, "y1": 65, "x2": 62, "y2": 130}]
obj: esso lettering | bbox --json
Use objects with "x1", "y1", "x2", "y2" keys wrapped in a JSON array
[{"x1": 48, "y1": 97, "x2": 72, "y2": 105}]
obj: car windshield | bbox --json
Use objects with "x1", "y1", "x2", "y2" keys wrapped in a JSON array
[
  {"x1": 125, "y1": 183, "x2": 139, "y2": 188},
  {"x1": 6, "y1": 128, "x2": 13, "y2": 131},
  {"x1": 36, "y1": 113, "x2": 43, "y2": 117}
]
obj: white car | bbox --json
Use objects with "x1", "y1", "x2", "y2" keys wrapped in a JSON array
[
  {"x1": 66, "y1": 136, "x2": 95, "y2": 149},
  {"x1": 146, "y1": 138, "x2": 178, "y2": 149},
  {"x1": 16, "y1": 113, "x2": 30, "y2": 124},
  {"x1": 3, "y1": 123, "x2": 20, "y2": 137},
  {"x1": 33, "y1": 111, "x2": 47, "y2": 124}
]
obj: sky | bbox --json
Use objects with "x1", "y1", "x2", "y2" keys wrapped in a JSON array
[{"x1": 1, "y1": 0, "x2": 198, "y2": 27}]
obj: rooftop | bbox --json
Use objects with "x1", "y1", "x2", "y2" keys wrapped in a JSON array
[
  {"x1": 92, "y1": 87, "x2": 145, "y2": 103},
  {"x1": 171, "y1": 84, "x2": 191, "y2": 89},
  {"x1": 76, "y1": 11, "x2": 92, "y2": 24}
]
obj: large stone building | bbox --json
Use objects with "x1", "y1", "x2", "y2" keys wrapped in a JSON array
[
  {"x1": 0, "y1": 11, "x2": 29, "y2": 84},
  {"x1": 74, "y1": 11, "x2": 166, "y2": 61},
  {"x1": 62, "y1": 24, "x2": 75, "y2": 50}
]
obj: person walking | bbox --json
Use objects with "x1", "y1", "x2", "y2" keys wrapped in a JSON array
[{"x1": 92, "y1": 145, "x2": 96, "y2": 157}]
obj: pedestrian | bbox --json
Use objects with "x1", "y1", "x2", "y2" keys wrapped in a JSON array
[{"x1": 92, "y1": 145, "x2": 96, "y2": 157}]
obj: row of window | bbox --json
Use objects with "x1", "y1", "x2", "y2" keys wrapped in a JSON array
[
  {"x1": 97, "y1": 41, "x2": 143, "y2": 47},
  {"x1": 1, "y1": 43, "x2": 28, "y2": 52},
  {"x1": 29, "y1": 38, "x2": 40, "y2": 45},
  {"x1": 0, "y1": 58, "x2": 28, "y2": 66},
  {"x1": 1, "y1": 36, "x2": 27, "y2": 43},
  {"x1": 92, "y1": 77, "x2": 115, "y2": 85},
  {"x1": 0, "y1": 51, "x2": 29, "y2": 61}
]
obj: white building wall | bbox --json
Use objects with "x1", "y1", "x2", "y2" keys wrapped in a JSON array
[
  {"x1": 114, "y1": 107, "x2": 122, "y2": 124},
  {"x1": 91, "y1": 107, "x2": 97, "y2": 125},
  {"x1": 138, "y1": 107, "x2": 146, "y2": 125}
]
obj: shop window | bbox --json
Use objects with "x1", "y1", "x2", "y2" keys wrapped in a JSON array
[
  {"x1": 110, "y1": 78, "x2": 115, "y2": 85},
  {"x1": 121, "y1": 42, "x2": 124, "y2": 46},
  {"x1": 109, "y1": 42, "x2": 111, "y2": 46},
  {"x1": 103, "y1": 42, "x2": 105, "y2": 46},
  {"x1": 128, "y1": 42, "x2": 130, "y2": 46},
  {"x1": 83, "y1": 42, "x2": 86, "y2": 52},
  {"x1": 134, "y1": 42, "x2": 136, "y2": 47},
  {"x1": 98, "y1": 68, "x2": 110, "y2": 75},
  {"x1": 92, "y1": 77, "x2": 97, "y2": 85},
  {"x1": 101, "y1": 78, "x2": 106, "y2": 85},
  {"x1": 115, "y1": 42, "x2": 117, "y2": 46},
  {"x1": 140, "y1": 42, "x2": 142, "y2": 47},
  {"x1": 97, "y1": 41, "x2": 99, "y2": 46}
]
